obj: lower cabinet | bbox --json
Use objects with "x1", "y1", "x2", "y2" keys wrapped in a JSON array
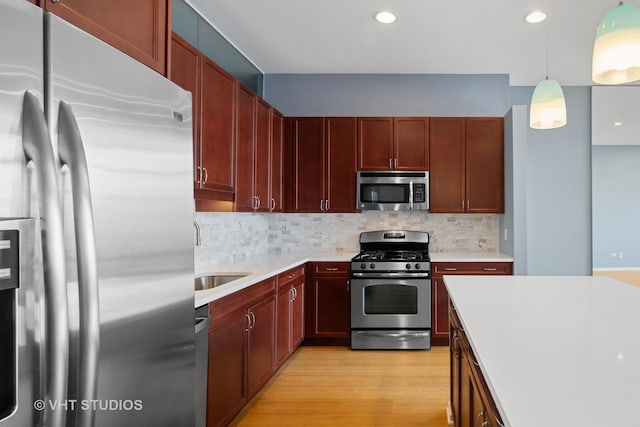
[
  {"x1": 450, "y1": 301, "x2": 503, "y2": 427},
  {"x1": 275, "y1": 265, "x2": 305, "y2": 368},
  {"x1": 207, "y1": 278, "x2": 276, "y2": 427},
  {"x1": 305, "y1": 262, "x2": 351, "y2": 344},
  {"x1": 432, "y1": 262, "x2": 512, "y2": 345}
]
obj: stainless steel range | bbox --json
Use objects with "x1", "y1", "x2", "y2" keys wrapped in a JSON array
[{"x1": 351, "y1": 230, "x2": 431, "y2": 350}]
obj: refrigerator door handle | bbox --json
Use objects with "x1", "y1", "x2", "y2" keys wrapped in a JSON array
[
  {"x1": 57, "y1": 100, "x2": 100, "y2": 427},
  {"x1": 21, "y1": 91, "x2": 69, "y2": 427}
]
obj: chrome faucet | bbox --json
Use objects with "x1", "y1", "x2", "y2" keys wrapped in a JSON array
[{"x1": 193, "y1": 220, "x2": 201, "y2": 247}]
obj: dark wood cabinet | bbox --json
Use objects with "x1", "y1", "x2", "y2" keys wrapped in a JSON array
[
  {"x1": 450, "y1": 301, "x2": 503, "y2": 427},
  {"x1": 44, "y1": 0, "x2": 169, "y2": 75},
  {"x1": 270, "y1": 109, "x2": 284, "y2": 212},
  {"x1": 275, "y1": 266, "x2": 305, "y2": 368},
  {"x1": 305, "y1": 262, "x2": 350, "y2": 343},
  {"x1": 170, "y1": 34, "x2": 235, "y2": 206},
  {"x1": 207, "y1": 279, "x2": 276, "y2": 427},
  {"x1": 432, "y1": 262, "x2": 512, "y2": 346},
  {"x1": 358, "y1": 117, "x2": 429, "y2": 171},
  {"x1": 235, "y1": 85, "x2": 256, "y2": 211},
  {"x1": 170, "y1": 34, "x2": 201, "y2": 188},
  {"x1": 289, "y1": 117, "x2": 357, "y2": 213},
  {"x1": 430, "y1": 117, "x2": 504, "y2": 213},
  {"x1": 254, "y1": 99, "x2": 271, "y2": 212}
]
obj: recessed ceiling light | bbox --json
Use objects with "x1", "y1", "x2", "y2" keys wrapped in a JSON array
[
  {"x1": 614, "y1": 121, "x2": 623, "y2": 126},
  {"x1": 525, "y1": 10, "x2": 547, "y2": 24},
  {"x1": 374, "y1": 11, "x2": 397, "y2": 24}
]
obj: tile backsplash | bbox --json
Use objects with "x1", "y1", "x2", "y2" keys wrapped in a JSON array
[{"x1": 195, "y1": 211, "x2": 499, "y2": 266}]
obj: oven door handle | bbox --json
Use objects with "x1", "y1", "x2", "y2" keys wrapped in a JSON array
[
  {"x1": 351, "y1": 272, "x2": 431, "y2": 279},
  {"x1": 356, "y1": 331, "x2": 431, "y2": 338}
]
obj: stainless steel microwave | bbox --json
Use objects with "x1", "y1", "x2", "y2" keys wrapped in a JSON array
[{"x1": 356, "y1": 171, "x2": 429, "y2": 211}]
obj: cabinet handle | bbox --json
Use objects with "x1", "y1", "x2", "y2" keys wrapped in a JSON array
[
  {"x1": 293, "y1": 287, "x2": 298, "y2": 300},
  {"x1": 325, "y1": 199, "x2": 329, "y2": 211},
  {"x1": 324, "y1": 267, "x2": 339, "y2": 271},
  {"x1": 195, "y1": 166, "x2": 201, "y2": 184},
  {"x1": 256, "y1": 196, "x2": 261, "y2": 209},
  {"x1": 250, "y1": 311, "x2": 256, "y2": 329},
  {"x1": 202, "y1": 167, "x2": 208, "y2": 184},
  {"x1": 483, "y1": 267, "x2": 498, "y2": 271},
  {"x1": 320, "y1": 199, "x2": 324, "y2": 211},
  {"x1": 245, "y1": 313, "x2": 251, "y2": 332},
  {"x1": 347, "y1": 280, "x2": 350, "y2": 292},
  {"x1": 394, "y1": 158, "x2": 398, "y2": 169},
  {"x1": 271, "y1": 198, "x2": 276, "y2": 210},
  {"x1": 389, "y1": 158, "x2": 393, "y2": 169},
  {"x1": 290, "y1": 288, "x2": 295, "y2": 302},
  {"x1": 288, "y1": 274, "x2": 295, "y2": 279},
  {"x1": 444, "y1": 267, "x2": 458, "y2": 271},
  {"x1": 475, "y1": 411, "x2": 485, "y2": 427}
]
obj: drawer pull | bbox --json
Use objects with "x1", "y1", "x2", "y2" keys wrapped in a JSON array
[
  {"x1": 288, "y1": 274, "x2": 295, "y2": 278},
  {"x1": 483, "y1": 267, "x2": 497, "y2": 271},
  {"x1": 324, "y1": 267, "x2": 339, "y2": 271},
  {"x1": 444, "y1": 267, "x2": 457, "y2": 271}
]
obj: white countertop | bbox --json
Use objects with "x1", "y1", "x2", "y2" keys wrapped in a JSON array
[
  {"x1": 194, "y1": 252, "x2": 356, "y2": 307},
  {"x1": 444, "y1": 275, "x2": 640, "y2": 427},
  {"x1": 194, "y1": 251, "x2": 512, "y2": 308},
  {"x1": 430, "y1": 251, "x2": 513, "y2": 263}
]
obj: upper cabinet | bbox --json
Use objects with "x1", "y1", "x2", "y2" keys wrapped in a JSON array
[
  {"x1": 170, "y1": 33, "x2": 235, "y2": 206},
  {"x1": 358, "y1": 117, "x2": 429, "y2": 171},
  {"x1": 43, "y1": 0, "x2": 169, "y2": 75},
  {"x1": 270, "y1": 110, "x2": 284, "y2": 212},
  {"x1": 287, "y1": 117, "x2": 357, "y2": 213},
  {"x1": 430, "y1": 117, "x2": 504, "y2": 213}
]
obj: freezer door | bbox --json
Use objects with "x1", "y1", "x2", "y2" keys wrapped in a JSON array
[
  {"x1": 0, "y1": 0, "x2": 43, "y2": 217},
  {"x1": 46, "y1": 13, "x2": 195, "y2": 427}
]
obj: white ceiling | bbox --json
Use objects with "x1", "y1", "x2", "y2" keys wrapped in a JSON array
[{"x1": 187, "y1": 0, "x2": 622, "y2": 86}]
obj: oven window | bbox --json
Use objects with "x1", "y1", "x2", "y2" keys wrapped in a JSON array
[
  {"x1": 364, "y1": 284, "x2": 418, "y2": 315},
  {"x1": 360, "y1": 184, "x2": 410, "y2": 204}
]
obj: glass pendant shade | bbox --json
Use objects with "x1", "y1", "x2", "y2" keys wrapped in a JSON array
[
  {"x1": 529, "y1": 79, "x2": 567, "y2": 129},
  {"x1": 592, "y1": 3, "x2": 640, "y2": 84}
]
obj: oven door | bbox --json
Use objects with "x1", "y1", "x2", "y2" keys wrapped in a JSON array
[{"x1": 350, "y1": 277, "x2": 431, "y2": 329}]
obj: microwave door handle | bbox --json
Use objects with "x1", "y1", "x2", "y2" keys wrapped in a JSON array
[{"x1": 409, "y1": 181, "x2": 414, "y2": 210}]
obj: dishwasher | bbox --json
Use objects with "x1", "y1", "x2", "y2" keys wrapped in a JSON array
[{"x1": 195, "y1": 305, "x2": 210, "y2": 427}]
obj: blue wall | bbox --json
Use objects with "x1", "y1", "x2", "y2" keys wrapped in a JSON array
[
  {"x1": 264, "y1": 74, "x2": 510, "y2": 116},
  {"x1": 172, "y1": 0, "x2": 263, "y2": 94},
  {"x1": 592, "y1": 145, "x2": 640, "y2": 268}
]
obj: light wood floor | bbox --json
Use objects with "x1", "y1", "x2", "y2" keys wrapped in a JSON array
[{"x1": 230, "y1": 346, "x2": 450, "y2": 427}]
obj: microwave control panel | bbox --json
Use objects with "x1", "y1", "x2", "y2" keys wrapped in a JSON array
[{"x1": 413, "y1": 184, "x2": 426, "y2": 203}]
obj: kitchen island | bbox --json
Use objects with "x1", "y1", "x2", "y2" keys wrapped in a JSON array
[{"x1": 445, "y1": 275, "x2": 640, "y2": 427}]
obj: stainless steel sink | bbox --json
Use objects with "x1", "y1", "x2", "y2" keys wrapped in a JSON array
[{"x1": 195, "y1": 273, "x2": 250, "y2": 291}]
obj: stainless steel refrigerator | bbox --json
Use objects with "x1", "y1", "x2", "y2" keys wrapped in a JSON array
[{"x1": 0, "y1": 1, "x2": 195, "y2": 426}]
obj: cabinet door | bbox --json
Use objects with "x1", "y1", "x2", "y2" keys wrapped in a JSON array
[
  {"x1": 429, "y1": 117, "x2": 465, "y2": 213},
  {"x1": 450, "y1": 326, "x2": 462, "y2": 427},
  {"x1": 432, "y1": 278, "x2": 450, "y2": 345},
  {"x1": 312, "y1": 277, "x2": 350, "y2": 337},
  {"x1": 201, "y1": 58, "x2": 235, "y2": 194},
  {"x1": 291, "y1": 280, "x2": 305, "y2": 349},
  {"x1": 44, "y1": 0, "x2": 168, "y2": 75},
  {"x1": 357, "y1": 117, "x2": 394, "y2": 170},
  {"x1": 170, "y1": 33, "x2": 201, "y2": 187},
  {"x1": 465, "y1": 118, "x2": 504, "y2": 213},
  {"x1": 235, "y1": 85, "x2": 256, "y2": 211},
  {"x1": 275, "y1": 287, "x2": 292, "y2": 368},
  {"x1": 207, "y1": 312, "x2": 247, "y2": 427},
  {"x1": 293, "y1": 118, "x2": 325, "y2": 212},
  {"x1": 326, "y1": 117, "x2": 357, "y2": 213},
  {"x1": 270, "y1": 110, "x2": 284, "y2": 212},
  {"x1": 254, "y1": 99, "x2": 271, "y2": 212},
  {"x1": 394, "y1": 117, "x2": 429, "y2": 171},
  {"x1": 247, "y1": 296, "x2": 275, "y2": 397}
]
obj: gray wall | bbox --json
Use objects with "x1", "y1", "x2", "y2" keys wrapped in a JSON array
[
  {"x1": 172, "y1": 0, "x2": 263, "y2": 94},
  {"x1": 264, "y1": 74, "x2": 510, "y2": 116},
  {"x1": 592, "y1": 145, "x2": 640, "y2": 268}
]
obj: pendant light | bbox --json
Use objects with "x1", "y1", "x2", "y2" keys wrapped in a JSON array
[
  {"x1": 530, "y1": 28, "x2": 567, "y2": 129},
  {"x1": 592, "y1": 2, "x2": 640, "y2": 84}
]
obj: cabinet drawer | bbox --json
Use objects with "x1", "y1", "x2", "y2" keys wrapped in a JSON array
[
  {"x1": 277, "y1": 265, "x2": 305, "y2": 290},
  {"x1": 433, "y1": 262, "x2": 512, "y2": 276},
  {"x1": 311, "y1": 262, "x2": 349, "y2": 276}
]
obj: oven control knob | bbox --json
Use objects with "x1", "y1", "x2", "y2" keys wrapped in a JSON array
[
  {"x1": 360, "y1": 263, "x2": 367, "y2": 270},
  {"x1": 370, "y1": 263, "x2": 376, "y2": 269},
  {"x1": 406, "y1": 263, "x2": 412, "y2": 270},
  {"x1": 415, "y1": 263, "x2": 421, "y2": 270}
]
